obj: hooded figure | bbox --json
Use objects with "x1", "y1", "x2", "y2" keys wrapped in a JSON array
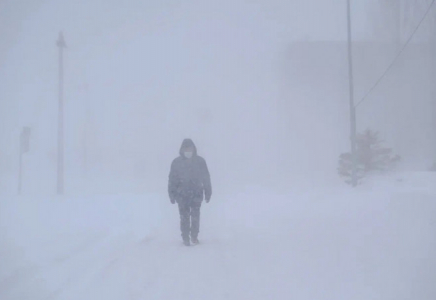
[{"x1": 168, "y1": 139, "x2": 212, "y2": 246}]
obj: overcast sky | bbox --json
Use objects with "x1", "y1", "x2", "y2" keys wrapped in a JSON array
[{"x1": 1, "y1": 0, "x2": 434, "y2": 194}]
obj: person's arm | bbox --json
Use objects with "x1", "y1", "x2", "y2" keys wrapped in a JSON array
[
  {"x1": 168, "y1": 160, "x2": 178, "y2": 204},
  {"x1": 201, "y1": 159, "x2": 212, "y2": 202}
]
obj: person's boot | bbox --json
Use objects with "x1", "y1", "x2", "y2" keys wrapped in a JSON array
[
  {"x1": 191, "y1": 236, "x2": 199, "y2": 245},
  {"x1": 182, "y1": 236, "x2": 190, "y2": 246}
]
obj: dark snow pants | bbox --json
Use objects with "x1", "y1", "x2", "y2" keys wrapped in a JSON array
[{"x1": 178, "y1": 198, "x2": 202, "y2": 240}]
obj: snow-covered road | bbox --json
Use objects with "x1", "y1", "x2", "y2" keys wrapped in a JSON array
[{"x1": 1, "y1": 174, "x2": 436, "y2": 300}]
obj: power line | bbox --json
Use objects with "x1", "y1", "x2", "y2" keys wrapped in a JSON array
[{"x1": 355, "y1": 0, "x2": 436, "y2": 108}]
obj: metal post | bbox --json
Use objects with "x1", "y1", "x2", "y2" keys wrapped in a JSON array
[
  {"x1": 347, "y1": 0, "x2": 358, "y2": 186},
  {"x1": 57, "y1": 32, "x2": 66, "y2": 195},
  {"x1": 18, "y1": 147, "x2": 23, "y2": 195},
  {"x1": 18, "y1": 127, "x2": 31, "y2": 195}
]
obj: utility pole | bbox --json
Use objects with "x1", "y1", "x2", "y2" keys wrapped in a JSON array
[
  {"x1": 432, "y1": 13, "x2": 436, "y2": 166},
  {"x1": 347, "y1": 0, "x2": 358, "y2": 186},
  {"x1": 57, "y1": 32, "x2": 66, "y2": 195}
]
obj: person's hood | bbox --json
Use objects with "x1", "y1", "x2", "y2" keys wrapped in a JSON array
[{"x1": 179, "y1": 138, "x2": 197, "y2": 157}]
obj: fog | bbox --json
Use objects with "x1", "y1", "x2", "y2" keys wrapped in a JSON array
[
  {"x1": 1, "y1": 1, "x2": 436, "y2": 299},
  {"x1": 3, "y1": 0, "x2": 434, "y2": 195}
]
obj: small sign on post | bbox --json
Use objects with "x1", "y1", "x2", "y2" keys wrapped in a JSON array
[{"x1": 18, "y1": 127, "x2": 31, "y2": 194}]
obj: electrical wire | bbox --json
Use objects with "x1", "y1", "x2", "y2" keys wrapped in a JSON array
[{"x1": 355, "y1": 0, "x2": 436, "y2": 108}]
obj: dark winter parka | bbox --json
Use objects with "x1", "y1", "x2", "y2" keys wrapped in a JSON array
[{"x1": 168, "y1": 139, "x2": 212, "y2": 203}]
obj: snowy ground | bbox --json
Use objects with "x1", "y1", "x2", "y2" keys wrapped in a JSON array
[{"x1": 1, "y1": 172, "x2": 436, "y2": 300}]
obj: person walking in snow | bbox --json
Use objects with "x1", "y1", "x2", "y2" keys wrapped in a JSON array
[{"x1": 168, "y1": 139, "x2": 212, "y2": 246}]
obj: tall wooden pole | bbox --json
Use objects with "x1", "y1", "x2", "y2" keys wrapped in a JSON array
[
  {"x1": 57, "y1": 32, "x2": 66, "y2": 194},
  {"x1": 347, "y1": 0, "x2": 357, "y2": 186}
]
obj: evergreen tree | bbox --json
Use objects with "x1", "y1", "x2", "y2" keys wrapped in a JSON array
[{"x1": 338, "y1": 129, "x2": 401, "y2": 184}]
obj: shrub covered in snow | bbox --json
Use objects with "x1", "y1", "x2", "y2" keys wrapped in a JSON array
[{"x1": 338, "y1": 129, "x2": 401, "y2": 185}]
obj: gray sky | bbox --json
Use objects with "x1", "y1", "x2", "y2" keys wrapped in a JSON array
[
  {"x1": 0, "y1": 0, "x2": 370, "y2": 59},
  {"x1": 1, "y1": 0, "x2": 434, "y2": 194}
]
